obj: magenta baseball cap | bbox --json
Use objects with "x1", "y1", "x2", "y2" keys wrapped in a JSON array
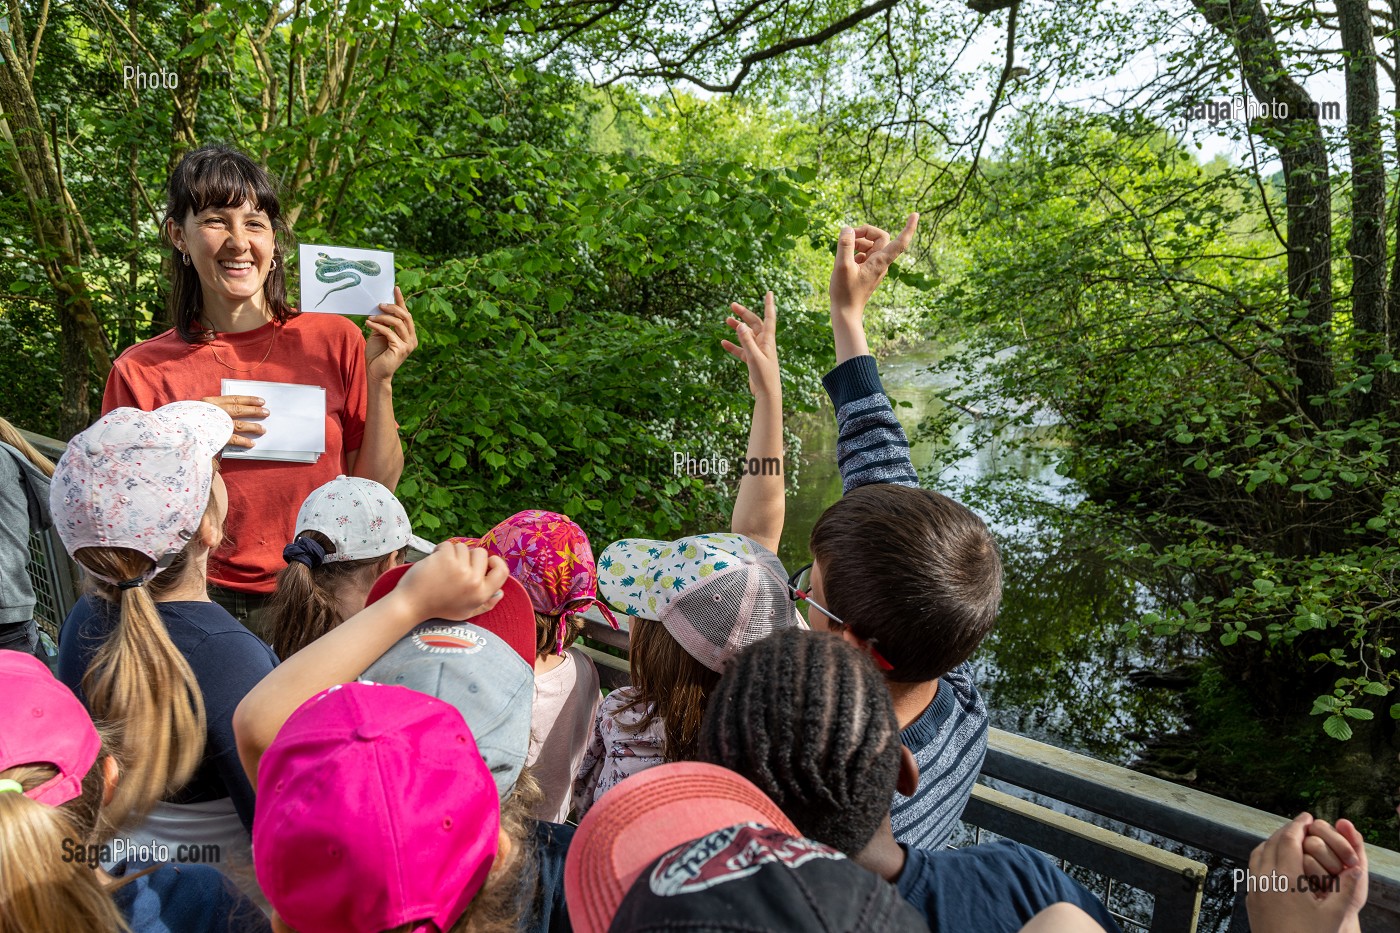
[
  {"x1": 564, "y1": 762, "x2": 800, "y2": 933},
  {"x1": 0, "y1": 651, "x2": 101, "y2": 806},
  {"x1": 253, "y1": 681, "x2": 500, "y2": 933},
  {"x1": 50, "y1": 401, "x2": 233, "y2": 585}
]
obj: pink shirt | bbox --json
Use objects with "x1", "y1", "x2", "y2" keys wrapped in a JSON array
[{"x1": 527, "y1": 648, "x2": 602, "y2": 822}]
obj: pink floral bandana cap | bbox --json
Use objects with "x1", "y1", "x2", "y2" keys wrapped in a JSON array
[{"x1": 453, "y1": 510, "x2": 619, "y2": 654}]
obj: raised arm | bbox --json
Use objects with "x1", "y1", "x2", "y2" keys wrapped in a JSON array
[
  {"x1": 347, "y1": 287, "x2": 418, "y2": 488},
  {"x1": 824, "y1": 214, "x2": 922, "y2": 492},
  {"x1": 725, "y1": 291, "x2": 785, "y2": 554},
  {"x1": 232, "y1": 540, "x2": 506, "y2": 786}
]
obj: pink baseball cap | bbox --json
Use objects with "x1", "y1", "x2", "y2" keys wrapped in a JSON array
[
  {"x1": 366, "y1": 564, "x2": 537, "y2": 666},
  {"x1": 49, "y1": 401, "x2": 233, "y2": 585},
  {"x1": 564, "y1": 762, "x2": 800, "y2": 933},
  {"x1": 253, "y1": 681, "x2": 500, "y2": 933},
  {"x1": 0, "y1": 651, "x2": 101, "y2": 806}
]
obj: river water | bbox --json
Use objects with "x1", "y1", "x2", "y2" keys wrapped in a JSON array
[{"x1": 777, "y1": 343, "x2": 1189, "y2": 767}]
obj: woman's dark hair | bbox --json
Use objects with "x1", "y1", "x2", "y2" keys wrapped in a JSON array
[
  {"x1": 621, "y1": 619, "x2": 721, "y2": 763},
  {"x1": 164, "y1": 144, "x2": 295, "y2": 342},
  {"x1": 698, "y1": 629, "x2": 901, "y2": 855},
  {"x1": 267, "y1": 530, "x2": 405, "y2": 660}
]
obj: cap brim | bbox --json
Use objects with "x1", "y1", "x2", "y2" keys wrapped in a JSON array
[
  {"x1": 159, "y1": 400, "x2": 235, "y2": 458},
  {"x1": 564, "y1": 763, "x2": 798, "y2": 933},
  {"x1": 596, "y1": 538, "x2": 676, "y2": 621},
  {"x1": 366, "y1": 566, "x2": 536, "y2": 667}
]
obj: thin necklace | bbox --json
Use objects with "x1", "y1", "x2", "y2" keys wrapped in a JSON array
[{"x1": 205, "y1": 319, "x2": 279, "y2": 374}]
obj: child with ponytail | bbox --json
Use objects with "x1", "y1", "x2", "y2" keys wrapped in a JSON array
[
  {"x1": 574, "y1": 294, "x2": 802, "y2": 814},
  {"x1": 0, "y1": 651, "x2": 268, "y2": 933},
  {"x1": 265, "y1": 475, "x2": 427, "y2": 659},
  {"x1": 51, "y1": 401, "x2": 278, "y2": 903}
]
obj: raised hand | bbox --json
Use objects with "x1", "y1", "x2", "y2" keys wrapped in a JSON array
[
  {"x1": 722, "y1": 291, "x2": 780, "y2": 399},
  {"x1": 200, "y1": 394, "x2": 268, "y2": 449},
  {"x1": 392, "y1": 540, "x2": 509, "y2": 622},
  {"x1": 829, "y1": 213, "x2": 919, "y2": 318},
  {"x1": 366, "y1": 286, "x2": 419, "y2": 384}
]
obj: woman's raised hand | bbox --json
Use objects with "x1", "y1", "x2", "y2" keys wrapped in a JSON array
[
  {"x1": 200, "y1": 394, "x2": 268, "y2": 449},
  {"x1": 366, "y1": 286, "x2": 419, "y2": 384}
]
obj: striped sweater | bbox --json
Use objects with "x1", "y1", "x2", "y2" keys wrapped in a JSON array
[{"x1": 822, "y1": 354, "x2": 989, "y2": 850}]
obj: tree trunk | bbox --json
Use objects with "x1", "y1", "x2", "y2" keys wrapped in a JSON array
[
  {"x1": 1192, "y1": 0, "x2": 1338, "y2": 423},
  {"x1": 1338, "y1": 0, "x2": 1389, "y2": 417}
]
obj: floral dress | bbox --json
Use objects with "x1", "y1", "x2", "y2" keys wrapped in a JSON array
[{"x1": 572, "y1": 686, "x2": 666, "y2": 816}]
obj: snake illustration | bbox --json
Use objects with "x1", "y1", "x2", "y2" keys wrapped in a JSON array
[{"x1": 313, "y1": 252, "x2": 382, "y2": 307}]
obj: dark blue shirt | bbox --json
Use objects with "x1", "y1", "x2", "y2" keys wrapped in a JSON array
[
  {"x1": 57, "y1": 596, "x2": 277, "y2": 832},
  {"x1": 896, "y1": 840, "x2": 1120, "y2": 932},
  {"x1": 109, "y1": 861, "x2": 271, "y2": 933}
]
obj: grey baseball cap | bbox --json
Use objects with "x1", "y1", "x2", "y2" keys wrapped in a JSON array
[{"x1": 361, "y1": 618, "x2": 534, "y2": 800}]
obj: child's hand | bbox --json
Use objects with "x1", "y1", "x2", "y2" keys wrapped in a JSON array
[
  {"x1": 1303, "y1": 818, "x2": 1365, "y2": 879},
  {"x1": 1246, "y1": 813, "x2": 1367, "y2": 933},
  {"x1": 829, "y1": 213, "x2": 919, "y2": 320},
  {"x1": 393, "y1": 540, "x2": 509, "y2": 622},
  {"x1": 722, "y1": 292, "x2": 780, "y2": 399}
]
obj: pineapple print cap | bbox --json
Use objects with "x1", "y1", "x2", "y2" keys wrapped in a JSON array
[{"x1": 597, "y1": 532, "x2": 803, "y2": 673}]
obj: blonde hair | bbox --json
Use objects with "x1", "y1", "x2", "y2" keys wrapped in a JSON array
[
  {"x1": 0, "y1": 734, "x2": 130, "y2": 933},
  {"x1": 0, "y1": 415, "x2": 55, "y2": 477},
  {"x1": 73, "y1": 490, "x2": 217, "y2": 832}
]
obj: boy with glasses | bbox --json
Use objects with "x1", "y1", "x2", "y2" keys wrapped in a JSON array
[{"x1": 791, "y1": 213, "x2": 1001, "y2": 850}]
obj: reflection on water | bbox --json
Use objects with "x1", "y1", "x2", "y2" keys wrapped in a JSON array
[{"x1": 780, "y1": 344, "x2": 1188, "y2": 766}]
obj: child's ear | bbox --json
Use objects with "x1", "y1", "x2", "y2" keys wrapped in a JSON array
[
  {"x1": 198, "y1": 508, "x2": 223, "y2": 550},
  {"x1": 896, "y1": 746, "x2": 919, "y2": 797},
  {"x1": 100, "y1": 755, "x2": 120, "y2": 807}
]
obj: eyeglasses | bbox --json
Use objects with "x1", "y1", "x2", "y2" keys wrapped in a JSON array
[{"x1": 786, "y1": 563, "x2": 893, "y2": 671}]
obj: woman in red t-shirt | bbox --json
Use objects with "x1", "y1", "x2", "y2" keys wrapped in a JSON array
[{"x1": 102, "y1": 144, "x2": 418, "y2": 640}]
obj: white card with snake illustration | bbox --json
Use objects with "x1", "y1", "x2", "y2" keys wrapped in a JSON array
[{"x1": 298, "y1": 244, "x2": 395, "y2": 315}]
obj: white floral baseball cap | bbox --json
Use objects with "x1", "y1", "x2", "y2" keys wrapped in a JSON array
[
  {"x1": 294, "y1": 475, "x2": 431, "y2": 562},
  {"x1": 597, "y1": 533, "x2": 802, "y2": 673},
  {"x1": 50, "y1": 401, "x2": 233, "y2": 584}
]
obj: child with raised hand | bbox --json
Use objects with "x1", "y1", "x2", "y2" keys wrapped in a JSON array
[
  {"x1": 451, "y1": 510, "x2": 616, "y2": 823},
  {"x1": 574, "y1": 292, "x2": 802, "y2": 815},
  {"x1": 0, "y1": 651, "x2": 268, "y2": 933},
  {"x1": 265, "y1": 475, "x2": 430, "y2": 659},
  {"x1": 799, "y1": 213, "x2": 1002, "y2": 850},
  {"x1": 50, "y1": 402, "x2": 278, "y2": 902}
]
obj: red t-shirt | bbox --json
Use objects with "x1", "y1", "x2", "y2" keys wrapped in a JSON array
[{"x1": 102, "y1": 313, "x2": 369, "y2": 593}]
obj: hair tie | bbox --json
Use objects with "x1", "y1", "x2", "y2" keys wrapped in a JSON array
[
  {"x1": 283, "y1": 536, "x2": 327, "y2": 570},
  {"x1": 117, "y1": 576, "x2": 147, "y2": 590},
  {"x1": 0, "y1": 779, "x2": 24, "y2": 794}
]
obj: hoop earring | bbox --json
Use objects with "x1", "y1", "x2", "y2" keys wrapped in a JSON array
[
  {"x1": 270, "y1": 259, "x2": 277, "y2": 271},
  {"x1": 181, "y1": 251, "x2": 191, "y2": 266}
]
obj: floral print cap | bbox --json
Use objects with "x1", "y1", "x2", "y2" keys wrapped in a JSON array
[
  {"x1": 295, "y1": 475, "x2": 417, "y2": 562},
  {"x1": 597, "y1": 533, "x2": 800, "y2": 673}
]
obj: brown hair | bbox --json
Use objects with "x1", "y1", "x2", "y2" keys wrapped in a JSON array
[
  {"x1": 267, "y1": 530, "x2": 405, "y2": 660},
  {"x1": 164, "y1": 144, "x2": 295, "y2": 343},
  {"x1": 0, "y1": 415, "x2": 55, "y2": 477},
  {"x1": 534, "y1": 612, "x2": 585, "y2": 658},
  {"x1": 621, "y1": 620, "x2": 721, "y2": 763},
  {"x1": 73, "y1": 490, "x2": 218, "y2": 831},
  {"x1": 381, "y1": 769, "x2": 541, "y2": 933},
  {"x1": 0, "y1": 732, "x2": 131, "y2": 933},
  {"x1": 809, "y1": 483, "x2": 1002, "y2": 683}
]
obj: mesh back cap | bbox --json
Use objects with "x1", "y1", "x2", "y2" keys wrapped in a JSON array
[{"x1": 597, "y1": 533, "x2": 802, "y2": 672}]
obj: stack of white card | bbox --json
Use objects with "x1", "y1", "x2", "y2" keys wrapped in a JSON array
[{"x1": 221, "y1": 379, "x2": 327, "y2": 463}]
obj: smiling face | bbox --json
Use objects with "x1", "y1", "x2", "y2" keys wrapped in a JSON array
[{"x1": 167, "y1": 199, "x2": 276, "y2": 312}]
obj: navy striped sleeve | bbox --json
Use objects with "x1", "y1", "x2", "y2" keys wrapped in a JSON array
[{"x1": 822, "y1": 356, "x2": 919, "y2": 491}]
